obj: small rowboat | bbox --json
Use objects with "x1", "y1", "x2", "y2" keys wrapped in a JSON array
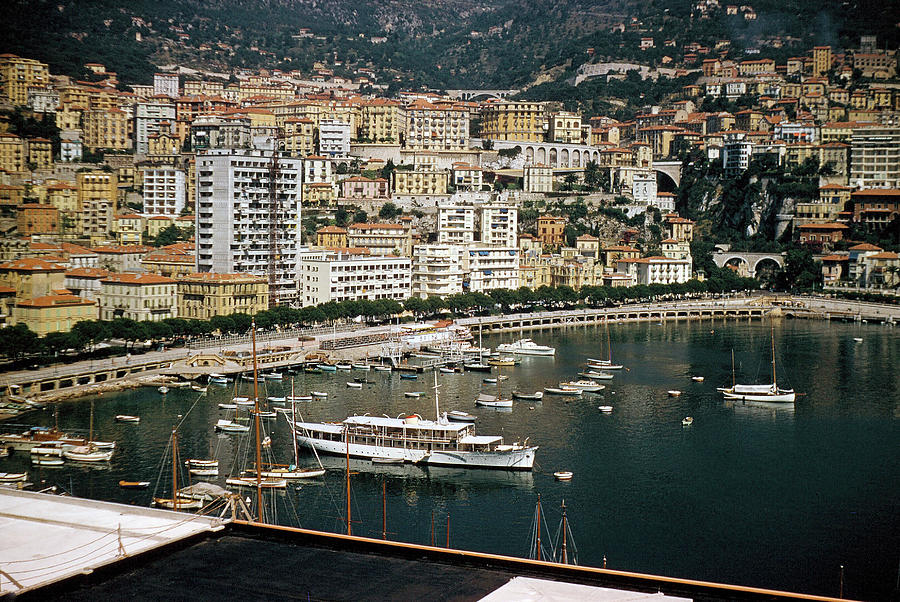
[
  {"x1": 225, "y1": 477, "x2": 288, "y2": 489},
  {"x1": 447, "y1": 410, "x2": 476, "y2": 423},
  {"x1": 287, "y1": 395, "x2": 313, "y2": 402},
  {"x1": 400, "y1": 373, "x2": 418, "y2": 380},
  {"x1": 186, "y1": 459, "x2": 218, "y2": 467},
  {"x1": 374, "y1": 365, "x2": 393, "y2": 372},
  {"x1": 311, "y1": 391, "x2": 328, "y2": 397},
  {"x1": 0, "y1": 472, "x2": 27, "y2": 482},
  {"x1": 668, "y1": 390, "x2": 682, "y2": 397},
  {"x1": 251, "y1": 411, "x2": 277, "y2": 419},
  {"x1": 347, "y1": 381, "x2": 363, "y2": 388},
  {"x1": 63, "y1": 446, "x2": 113, "y2": 462},
  {"x1": 189, "y1": 467, "x2": 219, "y2": 476},
  {"x1": 336, "y1": 364, "x2": 353, "y2": 370},
  {"x1": 553, "y1": 471, "x2": 573, "y2": 481},
  {"x1": 682, "y1": 416, "x2": 694, "y2": 426},
  {"x1": 317, "y1": 364, "x2": 337, "y2": 372},
  {"x1": 598, "y1": 405, "x2": 613, "y2": 413},
  {"x1": 153, "y1": 497, "x2": 204, "y2": 510},
  {"x1": 215, "y1": 420, "x2": 250, "y2": 433},
  {"x1": 691, "y1": 376, "x2": 704, "y2": 382},
  {"x1": 191, "y1": 385, "x2": 208, "y2": 393},
  {"x1": 439, "y1": 367, "x2": 457, "y2": 374},
  {"x1": 119, "y1": 480, "x2": 150, "y2": 489},
  {"x1": 32, "y1": 456, "x2": 64, "y2": 466},
  {"x1": 209, "y1": 373, "x2": 229, "y2": 384},
  {"x1": 351, "y1": 363, "x2": 371, "y2": 371},
  {"x1": 265, "y1": 372, "x2": 284, "y2": 380},
  {"x1": 243, "y1": 467, "x2": 326, "y2": 479},
  {"x1": 115, "y1": 415, "x2": 140, "y2": 423},
  {"x1": 512, "y1": 391, "x2": 543, "y2": 401},
  {"x1": 404, "y1": 392, "x2": 424, "y2": 398},
  {"x1": 218, "y1": 403, "x2": 237, "y2": 410},
  {"x1": 543, "y1": 387, "x2": 582, "y2": 396}
]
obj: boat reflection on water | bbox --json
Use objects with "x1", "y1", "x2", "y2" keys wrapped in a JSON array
[
  {"x1": 315, "y1": 455, "x2": 534, "y2": 489},
  {"x1": 727, "y1": 399, "x2": 796, "y2": 418}
]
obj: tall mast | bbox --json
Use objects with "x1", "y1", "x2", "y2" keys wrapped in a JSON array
[
  {"x1": 89, "y1": 399, "x2": 94, "y2": 442},
  {"x1": 536, "y1": 493, "x2": 542, "y2": 562},
  {"x1": 382, "y1": 480, "x2": 387, "y2": 540},
  {"x1": 252, "y1": 319, "x2": 263, "y2": 521},
  {"x1": 267, "y1": 132, "x2": 281, "y2": 308},
  {"x1": 560, "y1": 499, "x2": 568, "y2": 565},
  {"x1": 171, "y1": 427, "x2": 178, "y2": 512},
  {"x1": 606, "y1": 318, "x2": 612, "y2": 363},
  {"x1": 346, "y1": 424, "x2": 351, "y2": 536},
  {"x1": 291, "y1": 380, "x2": 299, "y2": 467},
  {"x1": 770, "y1": 319, "x2": 777, "y2": 387},
  {"x1": 433, "y1": 370, "x2": 440, "y2": 421},
  {"x1": 731, "y1": 348, "x2": 735, "y2": 389}
]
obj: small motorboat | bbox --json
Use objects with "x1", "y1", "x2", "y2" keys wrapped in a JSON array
[
  {"x1": 543, "y1": 387, "x2": 582, "y2": 396},
  {"x1": 63, "y1": 446, "x2": 113, "y2": 462},
  {"x1": 439, "y1": 367, "x2": 457, "y2": 374},
  {"x1": 115, "y1": 415, "x2": 140, "y2": 423},
  {"x1": 691, "y1": 376, "x2": 705, "y2": 382},
  {"x1": 0, "y1": 472, "x2": 27, "y2": 483},
  {"x1": 404, "y1": 391, "x2": 424, "y2": 398},
  {"x1": 215, "y1": 420, "x2": 251, "y2": 433},
  {"x1": 447, "y1": 410, "x2": 476, "y2": 423},
  {"x1": 668, "y1": 390, "x2": 682, "y2": 397},
  {"x1": 119, "y1": 480, "x2": 150, "y2": 489},
  {"x1": 347, "y1": 381, "x2": 363, "y2": 389},
  {"x1": 400, "y1": 373, "x2": 418, "y2": 380},
  {"x1": 488, "y1": 357, "x2": 518, "y2": 366},
  {"x1": 317, "y1": 364, "x2": 337, "y2": 372},
  {"x1": 218, "y1": 403, "x2": 237, "y2": 410},
  {"x1": 463, "y1": 363, "x2": 492, "y2": 373},
  {"x1": 560, "y1": 380, "x2": 605, "y2": 392},
  {"x1": 351, "y1": 363, "x2": 371, "y2": 371},
  {"x1": 853, "y1": 337, "x2": 863, "y2": 343},
  {"x1": 682, "y1": 416, "x2": 694, "y2": 426},
  {"x1": 483, "y1": 376, "x2": 509, "y2": 384},
  {"x1": 30, "y1": 445, "x2": 64, "y2": 457},
  {"x1": 265, "y1": 372, "x2": 284, "y2": 380},
  {"x1": 336, "y1": 363, "x2": 353, "y2": 370},
  {"x1": 311, "y1": 391, "x2": 328, "y2": 397},
  {"x1": 579, "y1": 371, "x2": 614, "y2": 380},
  {"x1": 267, "y1": 396, "x2": 286, "y2": 404},
  {"x1": 512, "y1": 390, "x2": 544, "y2": 401},
  {"x1": 32, "y1": 456, "x2": 64, "y2": 466},
  {"x1": 598, "y1": 405, "x2": 614, "y2": 413},
  {"x1": 553, "y1": 471, "x2": 573, "y2": 481},
  {"x1": 209, "y1": 373, "x2": 229, "y2": 384},
  {"x1": 374, "y1": 365, "x2": 393, "y2": 372},
  {"x1": 251, "y1": 411, "x2": 277, "y2": 419},
  {"x1": 191, "y1": 385, "x2": 208, "y2": 393},
  {"x1": 475, "y1": 394, "x2": 513, "y2": 408},
  {"x1": 158, "y1": 386, "x2": 169, "y2": 394},
  {"x1": 371, "y1": 457, "x2": 404, "y2": 464},
  {"x1": 287, "y1": 395, "x2": 313, "y2": 402}
]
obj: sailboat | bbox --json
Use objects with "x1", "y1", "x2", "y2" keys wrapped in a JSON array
[
  {"x1": 718, "y1": 321, "x2": 796, "y2": 403},
  {"x1": 153, "y1": 428, "x2": 203, "y2": 510},
  {"x1": 587, "y1": 317, "x2": 624, "y2": 370},
  {"x1": 528, "y1": 496, "x2": 578, "y2": 565},
  {"x1": 475, "y1": 364, "x2": 513, "y2": 407},
  {"x1": 463, "y1": 321, "x2": 491, "y2": 372},
  {"x1": 62, "y1": 400, "x2": 113, "y2": 462}
]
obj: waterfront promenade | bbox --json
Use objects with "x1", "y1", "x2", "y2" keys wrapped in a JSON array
[{"x1": 2, "y1": 294, "x2": 896, "y2": 403}]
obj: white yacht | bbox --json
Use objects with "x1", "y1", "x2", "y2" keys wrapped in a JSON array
[
  {"x1": 291, "y1": 413, "x2": 535, "y2": 470},
  {"x1": 495, "y1": 338, "x2": 556, "y2": 356}
]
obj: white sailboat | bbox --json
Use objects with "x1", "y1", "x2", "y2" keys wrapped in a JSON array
[{"x1": 718, "y1": 322, "x2": 796, "y2": 403}]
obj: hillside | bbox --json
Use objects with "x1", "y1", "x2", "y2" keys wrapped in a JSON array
[{"x1": 1, "y1": 0, "x2": 896, "y2": 91}]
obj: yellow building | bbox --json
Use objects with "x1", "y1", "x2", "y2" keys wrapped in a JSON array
[
  {"x1": 316, "y1": 226, "x2": 348, "y2": 248},
  {"x1": 114, "y1": 213, "x2": 144, "y2": 244},
  {"x1": 479, "y1": 101, "x2": 547, "y2": 142},
  {"x1": 548, "y1": 112, "x2": 583, "y2": 144},
  {"x1": 141, "y1": 248, "x2": 195, "y2": 277},
  {"x1": 46, "y1": 182, "x2": 80, "y2": 235},
  {"x1": 26, "y1": 138, "x2": 52, "y2": 170},
  {"x1": 82, "y1": 108, "x2": 130, "y2": 151},
  {"x1": 146, "y1": 215, "x2": 175, "y2": 239},
  {"x1": 391, "y1": 168, "x2": 449, "y2": 196},
  {"x1": 283, "y1": 118, "x2": 315, "y2": 158},
  {"x1": 347, "y1": 223, "x2": 414, "y2": 257},
  {"x1": 0, "y1": 54, "x2": 50, "y2": 106},
  {"x1": 0, "y1": 257, "x2": 66, "y2": 299},
  {"x1": 98, "y1": 272, "x2": 177, "y2": 321},
  {"x1": 360, "y1": 98, "x2": 403, "y2": 143},
  {"x1": 56, "y1": 106, "x2": 84, "y2": 131},
  {"x1": 176, "y1": 273, "x2": 268, "y2": 320},
  {"x1": 77, "y1": 170, "x2": 118, "y2": 244},
  {"x1": 404, "y1": 99, "x2": 469, "y2": 151},
  {"x1": 147, "y1": 131, "x2": 181, "y2": 161},
  {"x1": 0, "y1": 183, "x2": 26, "y2": 207},
  {"x1": 302, "y1": 182, "x2": 336, "y2": 206},
  {"x1": 812, "y1": 46, "x2": 832, "y2": 77},
  {"x1": 0, "y1": 133, "x2": 25, "y2": 173},
  {"x1": 11, "y1": 293, "x2": 97, "y2": 336}
]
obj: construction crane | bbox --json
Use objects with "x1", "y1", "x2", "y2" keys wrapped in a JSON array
[{"x1": 267, "y1": 128, "x2": 281, "y2": 308}]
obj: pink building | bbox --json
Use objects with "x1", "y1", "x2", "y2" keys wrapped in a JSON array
[{"x1": 340, "y1": 176, "x2": 389, "y2": 200}]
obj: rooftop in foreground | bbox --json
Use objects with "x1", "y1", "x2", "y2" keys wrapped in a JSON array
[{"x1": 2, "y1": 489, "x2": 846, "y2": 601}]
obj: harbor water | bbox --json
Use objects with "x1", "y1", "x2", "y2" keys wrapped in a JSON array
[{"x1": 2, "y1": 318, "x2": 897, "y2": 599}]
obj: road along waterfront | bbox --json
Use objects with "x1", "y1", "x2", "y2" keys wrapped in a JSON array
[{"x1": 0, "y1": 317, "x2": 896, "y2": 599}]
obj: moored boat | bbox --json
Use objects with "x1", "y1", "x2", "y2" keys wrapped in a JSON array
[
  {"x1": 682, "y1": 416, "x2": 694, "y2": 426},
  {"x1": 214, "y1": 419, "x2": 250, "y2": 433},
  {"x1": 511, "y1": 390, "x2": 544, "y2": 401},
  {"x1": 543, "y1": 386, "x2": 582, "y2": 396},
  {"x1": 553, "y1": 471, "x2": 573, "y2": 481},
  {"x1": 668, "y1": 390, "x2": 682, "y2": 397},
  {"x1": 400, "y1": 373, "x2": 418, "y2": 380},
  {"x1": 311, "y1": 391, "x2": 328, "y2": 398},
  {"x1": 208, "y1": 373, "x2": 229, "y2": 384},
  {"x1": 496, "y1": 338, "x2": 556, "y2": 356},
  {"x1": 691, "y1": 376, "x2": 705, "y2": 382},
  {"x1": 374, "y1": 365, "x2": 393, "y2": 372},
  {"x1": 560, "y1": 380, "x2": 605, "y2": 392},
  {"x1": 351, "y1": 363, "x2": 371, "y2": 371},
  {"x1": 336, "y1": 363, "x2": 353, "y2": 370},
  {"x1": 115, "y1": 415, "x2": 140, "y2": 423},
  {"x1": 287, "y1": 395, "x2": 313, "y2": 402},
  {"x1": 158, "y1": 386, "x2": 169, "y2": 394},
  {"x1": 0, "y1": 472, "x2": 28, "y2": 482},
  {"x1": 119, "y1": 480, "x2": 150, "y2": 489},
  {"x1": 347, "y1": 381, "x2": 363, "y2": 388},
  {"x1": 579, "y1": 370, "x2": 614, "y2": 380},
  {"x1": 475, "y1": 393, "x2": 513, "y2": 408},
  {"x1": 32, "y1": 456, "x2": 64, "y2": 466},
  {"x1": 598, "y1": 405, "x2": 614, "y2": 413},
  {"x1": 63, "y1": 445, "x2": 113, "y2": 462},
  {"x1": 218, "y1": 403, "x2": 238, "y2": 410},
  {"x1": 446, "y1": 410, "x2": 477, "y2": 423},
  {"x1": 317, "y1": 364, "x2": 337, "y2": 372},
  {"x1": 718, "y1": 324, "x2": 796, "y2": 403},
  {"x1": 225, "y1": 476, "x2": 288, "y2": 489},
  {"x1": 488, "y1": 356, "x2": 518, "y2": 366},
  {"x1": 264, "y1": 372, "x2": 284, "y2": 380},
  {"x1": 405, "y1": 391, "x2": 424, "y2": 398},
  {"x1": 463, "y1": 362, "x2": 492, "y2": 373}
]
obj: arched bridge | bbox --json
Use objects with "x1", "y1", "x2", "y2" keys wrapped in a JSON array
[
  {"x1": 713, "y1": 252, "x2": 784, "y2": 278},
  {"x1": 446, "y1": 89, "x2": 520, "y2": 102},
  {"x1": 653, "y1": 160, "x2": 682, "y2": 188}
]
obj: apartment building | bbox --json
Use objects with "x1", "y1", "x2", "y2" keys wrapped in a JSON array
[
  {"x1": 524, "y1": 165, "x2": 553, "y2": 193},
  {"x1": 392, "y1": 166, "x2": 449, "y2": 196},
  {"x1": 153, "y1": 73, "x2": 179, "y2": 98},
  {"x1": 16, "y1": 204, "x2": 58, "y2": 236},
  {"x1": 142, "y1": 167, "x2": 186, "y2": 216},
  {"x1": 176, "y1": 272, "x2": 268, "y2": 320},
  {"x1": 359, "y1": 99, "x2": 403, "y2": 143},
  {"x1": 0, "y1": 257, "x2": 65, "y2": 299},
  {"x1": 64, "y1": 267, "x2": 110, "y2": 301},
  {"x1": 299, "y1": 251, "x2": 411, "y2": 305},
  {"x1": 411, "y1": 244, "x2": 467, "y2": 298},
  {"x1": 0, "y1": 54, "x2": 50, "y2": 106},
  {"x1": 479, "y1": 203, "x2": 518, "y2": 248},
  {"x1": 134, "y1": 100, "x2": 176, "y2": 154},
  {"x1": 548, "y1": 112, "x2": 583, "y2": 144},
  {"x1": 0, "y1": 133, "x2": 25, "y2": 173},
  {"x1": 347, "y1": 223, "x2": 413, "y2": 257},
  {"x1": 850, "y1": 127, "x2": 900, "y2": 189},
  {"x1": 466, "y1": 246, "x2": 520, "y2": 293},
  {"x1": 318, "y1": 119, "x2": 351, "y2": 158},
  {"x1": 282, "y1": 118, "x2": 315, "y2": 158},
  {"x1": 404, "y1": 99, "x2": 469, "y2": 151},
  {"x1": 82, "y1": 108, "x2": 130, "y2": 151},
  {"x1": 437, "y1": 205, "x2": 476, "y2": 244},
  {"x1": 98, "y1": 273, "x2": 177, "y2": 321},
  {"x1": 195, "y1": 149, "x2": 303, "y2": 305},
  {"x1": 340, "y1": 176, "x2": 389, "y2": 200},
  {"x1": 11, "y1": 294, "x2": 97, "y2": 336},
  {"x1": 615, "y1": 256, "x2": 692, "y2": 285},
  {"x1": 536, "y1": 215, "x2": 567, "y2": 247},
  {"x1": 480, "y1": 101, "x2": 548, "y2": 142},
  {"x1": 77, "y1": 170, "x2": 118, "y2": 244},
  {"x1": 450, "y1": 163, "x2": 484, "y2": 191}
]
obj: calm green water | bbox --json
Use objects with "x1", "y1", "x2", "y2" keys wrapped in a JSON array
[{"x1": 2, "y1": 319, "x2": 898, "y2": 599}]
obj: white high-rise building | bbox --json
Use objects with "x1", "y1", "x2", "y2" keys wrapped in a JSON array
[
  {"x1": 134, "y1": 101, "x2": 176, "y2": 154},
  {"x1": 153, "y1": 73, "x2": 179, "y2": 98},
  {"x1": 195, "y1": 149, "x2": 302, "y2": 305},
  {"x1": 142, "y1": 167, "x2": 186, "y2": 216},
  {"x1": 479, "y1": 202, "x2": 518, "y2": 247},
  {"x1": 411, "y1": 244, "x2": 467, "y2": 298},
  {"x1": 318, "y1": 119, "x2": 351, "y2": 158},
  {"x1": 437, "y1": 205, "x2": 476, "y2": 244},
  {"x1": 466, "y1": 246, "x2": 520, "y2": 293},
  {"x1": 299, "y1": 250, "x2": 411, "y2": 305}
]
